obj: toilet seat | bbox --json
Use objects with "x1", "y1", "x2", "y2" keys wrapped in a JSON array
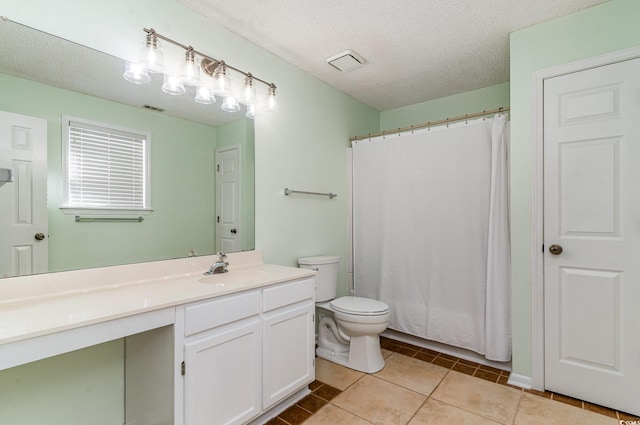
[{"x1": 330, "y1": 296, "x2": 390, "y2": 316}]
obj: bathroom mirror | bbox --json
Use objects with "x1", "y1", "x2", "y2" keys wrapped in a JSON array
[{"x1": 0, "y1": 19, "x2": 255, "y2": 276}]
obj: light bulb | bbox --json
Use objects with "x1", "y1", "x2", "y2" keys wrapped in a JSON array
[
  {"x1": 181, "y1": 47, "x2": 201, "y2": 86},
  {"x1": 161, "y1": 74, "x2": 186, "y2": 96},
  {"x1": 195, "y1": 85, "x2": 216, "y2": 104},
  {"x1": 123, "y1": 61, "x2": 150, "y2": 84}
]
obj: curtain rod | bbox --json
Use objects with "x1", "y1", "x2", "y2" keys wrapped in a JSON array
[{"x1": 349, "y1": 107, "x2": 510, "y2": 142}]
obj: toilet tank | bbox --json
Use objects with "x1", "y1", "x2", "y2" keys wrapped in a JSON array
[{"x1": 298, "y1": 256, "x2": 340, "y2": 302}]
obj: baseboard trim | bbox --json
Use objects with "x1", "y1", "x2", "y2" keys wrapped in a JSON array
[
  {"x1": 507, "y1": 373, "x2": 533, "y2": 389},
  {"x1": 382, "y1": 330, "x2": 511, "y2": 371}
]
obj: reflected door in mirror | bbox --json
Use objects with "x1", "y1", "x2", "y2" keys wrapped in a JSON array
[
  {"x1": 216, "y1": 145, "x2": 241, "y2": 253},
  {"x1": 0, "y1": 111, "x2": 48, "y2": 277}
]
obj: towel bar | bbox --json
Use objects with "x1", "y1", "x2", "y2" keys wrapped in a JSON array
[{"x1": 284, "y1": 188, "x2": 337, "y2": 199}]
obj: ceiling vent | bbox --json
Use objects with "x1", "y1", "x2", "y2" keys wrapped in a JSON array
[
  {"x1": 142, "y1": 104, "x2": 165, "y2": 112},
  {"x1": 326, "y1": 50, "x2": 365, "y2": 72}
]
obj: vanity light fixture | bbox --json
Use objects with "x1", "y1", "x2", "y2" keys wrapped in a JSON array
[
  {"x1": 180, "y1": 47, "x2": 201, "y2": 86},
  {"x1": 267, "y1": 83, "x2": 278, "y2": 112},
  {"x1": 141, "y1": 30, "x2": 165, "y2": 73},
  {"x1": 240, "y1": 74, "x2": 257, "y2": 106},
  {"x1": 122, "y1": 28, "x2": 278, "y2": 120}
]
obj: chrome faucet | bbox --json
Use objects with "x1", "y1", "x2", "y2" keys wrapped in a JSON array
[{"x1": 205, "y1": 252, "x2": 229, "y2": 275}]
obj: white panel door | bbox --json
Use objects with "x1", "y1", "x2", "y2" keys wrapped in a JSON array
[
  {"x1": 215, "y1": 145, "x2": 240, "y2": 253},
  {"x1": 0, "y1": 111, "x2": 47, "y2": 277},
  {"x1": 544, "y1": 57, "x2": 640, "y2": 415},
  {"x1": 184, "y1": 319, "x2": 261, "y2": 425}
]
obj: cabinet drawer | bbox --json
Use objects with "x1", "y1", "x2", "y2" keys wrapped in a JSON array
[
  {"x1": 262, "y1": 278, "x2": 314, "y2": 313},
  {"x1": 184, "y1": 291, "x2": 261, "y2": 336}
]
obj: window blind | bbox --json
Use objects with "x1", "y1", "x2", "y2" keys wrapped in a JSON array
[{"x1": 67, "y1": 121, "x2": 148, "y2": 210}]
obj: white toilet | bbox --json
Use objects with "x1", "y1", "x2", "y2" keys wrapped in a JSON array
[{"x1": 298, "y1": 256, "x2": 390, "y2": 373}]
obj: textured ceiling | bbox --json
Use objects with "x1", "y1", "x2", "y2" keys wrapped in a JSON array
[{"x1": 178, "y1": 0, "x2": 608, "y2": 111}]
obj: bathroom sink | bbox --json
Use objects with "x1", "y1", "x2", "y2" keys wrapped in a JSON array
[{"x1": 198, "y1": 270, "x2": 270, "y2": 285}]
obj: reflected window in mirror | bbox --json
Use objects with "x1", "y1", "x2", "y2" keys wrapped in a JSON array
[{"x1": 61, "y1": 116, "x2": 151, "y2": 214}]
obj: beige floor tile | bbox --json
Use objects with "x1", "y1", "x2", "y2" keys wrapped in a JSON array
[
  {"x1": 514, "y1": 393, "x2": 618, "y2": 425},
  {"x1": 408, "y1": 399, "x2": 502, "y2": 425},
  {"x1": 382, "y1": 348, "x2": 394, "y2": 359},
  {"x1": 304, "y1": 404, "x2": 373, "y2": 425},
  {"x1": 332, "y1": 375, "x2": 426, "y2": 425},
  {"x1": 431, "y1": 371, "x2": 521, "y2": 424},
  {"x1": 315, "y1": 357, "x2": 364, "y2": 390},
  {"x1": 374, "y1": 353, "x2": 448, "y2": 395}
]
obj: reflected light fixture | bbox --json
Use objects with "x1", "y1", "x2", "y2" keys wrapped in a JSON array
[
  {"x1": 161, "y1": 74, "x2": 185, "y2": 95},
  {"x1": 245, "y1": 103, "x2": 256, "y2": 120},
  {"x1": 194, "y1": 85, "x2": 216, "y2": 104},
  {"x1": 123, "y1": 27, "x2": 277, "y2": 117},
  {"x1": 221, "y1": 94, "x2": 241, "y2": 113},
  {"x1": 123, "y1": 61, "x2": 150, "y2": 84}
]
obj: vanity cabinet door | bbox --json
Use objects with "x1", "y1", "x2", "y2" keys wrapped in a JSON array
[
  {"x1": 184, "y1": 318, "x2": 261, "y2": 425},
  {"x1": 262, "y1": 301, "x2": 315, "y2": 409}
]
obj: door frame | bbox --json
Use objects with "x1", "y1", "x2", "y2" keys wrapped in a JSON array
[{"x1": 530, "y1": 45, "x2": 640, "y2": 391}]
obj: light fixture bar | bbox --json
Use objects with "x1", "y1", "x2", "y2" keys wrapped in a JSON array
[{"x1": 143, "y1": 28, "x2": 275, "y2": 88}]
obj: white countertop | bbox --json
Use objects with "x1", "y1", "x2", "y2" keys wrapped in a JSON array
[{"x1": 0, "y1": 250, "x2": 315, "y2": 346}]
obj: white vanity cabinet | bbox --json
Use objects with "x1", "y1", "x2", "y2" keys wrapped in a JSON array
[
  {"x1": 182, "y1": 290, "x2": 263, "y2": 425},
  {"x1": 179, "y1": 277, "x2": 315, "y2": 425},
  {"x1": 0, "y1": 251, "x2": 317, "y2": 425},
  {"x1": 262, "y1": 278, "x2": 315, "y2": 409}
]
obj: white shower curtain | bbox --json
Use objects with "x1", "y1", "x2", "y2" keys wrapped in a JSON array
[{"x1": 352, "y1": 115, "x2": 510, "y2": 361}]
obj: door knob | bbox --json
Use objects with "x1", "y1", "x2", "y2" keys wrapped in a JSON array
[
  {"x1": 34, "y1": 232, "x2": 45, "y2": 241},
  {"x1": 230, "y1": 228, "x2": 237, "y2": 234},
  {"x1": 549, "y1": 244, "x2": 563, "y2": 255}
]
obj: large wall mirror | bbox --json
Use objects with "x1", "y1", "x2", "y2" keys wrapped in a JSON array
[{"x1": 0, "y1": 19, "x2": 255, "y2": 277}]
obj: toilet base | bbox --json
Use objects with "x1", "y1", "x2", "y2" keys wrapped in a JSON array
[{"x1": 316, "y1": 334, "x2": 385, "y2": 373}]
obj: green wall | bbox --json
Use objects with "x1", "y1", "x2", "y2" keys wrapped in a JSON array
[
  {"x1": 509, "y1": 0, "x2": 640, "y2": 378},
  {"x1": 380, "y1": 82, "x2": 509, "y2": 130},
  {"x1": 0, "y1": 340, "x2": 124, "y2": 425},
  {"x1": 0, "y1": 73, "x2": 217, "y2": 272},
  {"x1": 216, "y1": 118, "x2": 255, "y2": 251}
]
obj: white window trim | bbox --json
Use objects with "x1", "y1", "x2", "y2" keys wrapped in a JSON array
[{"x1": 60, "y1": 115, "x2": 153, "y2": 215}]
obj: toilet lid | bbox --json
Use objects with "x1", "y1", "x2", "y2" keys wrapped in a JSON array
[{"x1": 330, "y1": 296, "x2": 390, "y2": 316}]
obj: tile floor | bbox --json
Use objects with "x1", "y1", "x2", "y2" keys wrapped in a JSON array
[{"x1": 266, "y1": 337, "x2": 640, "y2": 425}]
